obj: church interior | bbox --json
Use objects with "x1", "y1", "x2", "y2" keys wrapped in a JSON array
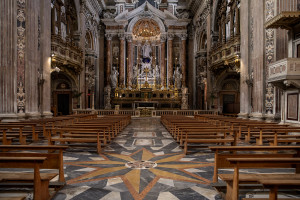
[{"x1": 1, "y1": 0, "x2": 300, "y2": 199}]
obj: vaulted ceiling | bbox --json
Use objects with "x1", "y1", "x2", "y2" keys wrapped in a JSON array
[{"x1": 102, "y1": 0, "x2": 203, "y2": 16}]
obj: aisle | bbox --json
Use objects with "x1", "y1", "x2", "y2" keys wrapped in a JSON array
[{"x1": 53, "y1": 118, "x2": 219, "y2": 200}]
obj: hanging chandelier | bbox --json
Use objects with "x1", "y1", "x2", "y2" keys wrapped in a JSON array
[{"x1": 132, "y1": 19, "x2": 160, "y2": 38}]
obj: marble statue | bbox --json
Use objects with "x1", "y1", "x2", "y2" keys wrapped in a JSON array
[
  {"x1": 142, "y1": 42, "x2": 152, "y2": 58},
  {"x1": 153, "y1": 65, "x2": 160, "y2": 83},
  {"x1": 173, "y1": 67, "x2": 182, "y2": 88},
  {"x1": 110, "y1": 67, "x2": 119, "y2": 88},
  {"x1": 103, "y1": 10, "x2": 117, "y2": 19},
  {"x1": 133, "y1": 65, "x2": 139, "y2": 84}
]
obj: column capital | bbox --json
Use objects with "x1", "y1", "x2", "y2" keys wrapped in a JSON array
[
  {"x1": 179, "y1": 34, "x2": 188, "y2": 40},
  {"x1": 105, "y1": 34, "x2": 113, "y2": 40},
  {"x1": 126, "y1": 35, "x2": 133, "y2": 42},
  {"x1": 160, "y1": 35, "x2": 167, "y2": 42},
  {"x1": 118, "y1": 34, "x2": 125, "y2": 40},
  {"x1": 167, "y1": 34, "x2": 174, "y2": 40}
]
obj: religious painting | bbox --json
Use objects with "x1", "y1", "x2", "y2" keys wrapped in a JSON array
[{"x1": 287, "y1": 93, "x2": 299, "y2": 121}]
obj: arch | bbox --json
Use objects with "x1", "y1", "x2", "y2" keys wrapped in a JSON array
[
  {"x1": 127, "y1": 15, "x2": 166, "y2": 34},
  {"x1": 211, "y1": 0, "x2": 222, "y2": 33},
  {"x1": 85, "y1": 30, "x2": 94, "y2": 50}
]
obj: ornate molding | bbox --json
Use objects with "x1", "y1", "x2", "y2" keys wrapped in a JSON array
[
  {"x1": 17, "y1": 0, "x2": 26, "y2": 113},
  {"x1": 265, "y1": 0, "x2": 275, "y2": 114}
]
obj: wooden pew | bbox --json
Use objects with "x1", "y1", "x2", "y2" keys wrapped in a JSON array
[
  {"x1": 0, "y1": 145, "x2": 68, "y2": 183},
  {"x1": 258, "y1": 179, "x2": 300, "y2": 200},
  {"x1": 0, "y1": 157, "x2": 55, "y2": 200},
  {"x1": 224, "y1": 158, "x2": 300, "y2": 200},
  {"x1": 183, "y1": 129, "x2": 236, "y2": 154},
  {"x1": 209, "y1": 146, "x2": 300, "y2": 183}
]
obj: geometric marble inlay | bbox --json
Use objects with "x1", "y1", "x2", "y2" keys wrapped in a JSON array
[
  {"x1": 125, "y1": 160, "x2": 157, "y2": 169},
  {"x1": 133, "y1": 139, "x2": 154, "y2": 146},
  {"x1": 133, "y1": 132, "x2": 157, "y2": 137}
]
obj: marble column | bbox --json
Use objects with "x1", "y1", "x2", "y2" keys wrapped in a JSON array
[
  {"x1": 98, "y1": 26, "x2": 105, "y2": 109},
  {"x1": 160, "y1": 36, "x2": 166, "y2": 87},
  {"x1": 126, "y1": 36, "x2": 133, "y2": 87},
  {"x1": 181, "y1": 34, "x2": 187, "y2": 87},
  {"x1": 188, "y1": 32, "x2": 195, "y2": 109},
  {"x1": 79, "y1": 3, "x2": 86, "y2": 109},
  {"x1": 41, "y1": 0, "x2": 52, "y2": 117},
  {"x1": 235, "y1": 7, "x2": 240, "y2": 35},
  {"x1": 106, "y1": 34, "x2": 112, "y2": 85},
  {"x1": 167, "y1": 34, "x2": 174, "y2": 86},
  {"x1": 0, "y1": 0, "x2": 18, "y2": 120},
  {"x1": 119, "y1": 34, "x2": 125, "y2": 86},
  {"x1": 251, "y1": 0, "x2": 265, "y2": 120},
  {"x1": 238, "y1": 0, "x2": 250, "y2": 118},
  {"x1": 25, "y1": 0, "x2": 40, "y2": 118}
]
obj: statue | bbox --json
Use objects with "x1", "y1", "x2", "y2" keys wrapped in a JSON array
[
  {"x1": 112, "y1": 45, "x2": 119, "y2": 57},
  {"x1": 176, "y1": 10, "x2": 189, "y2": 19},
  {"x1": 110, "y1": 67, "x2": 119, "y2": 89},
  {"x1": 103, "y1": 10, "x2": 117, "y2": 19},
  {"x1": 153, "y1": 65, "x2": 160, "y2": 84},
  {"x1": 142, "y1": 42, "x2": 152, "y2": 58},
  {"x1": 133, "y1": 65, "x2": 139, "y2": 85},
  {"x1": 173, "y1": 67, "x2": 182, "y2": 89}
]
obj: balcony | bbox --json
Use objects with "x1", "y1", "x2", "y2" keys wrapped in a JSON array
[
  {"x1": 210, "y1": 36, "x2": 240, "y2": 72},
  {"x1": 265, "y1": 11, "x2": 300, "y2": 30},
  {"x1": 268, "y1": 58, "x2": 300, "y2": 88},
  {"x1": 51, "y1": 34, "x2": 84, "y2": 74}
]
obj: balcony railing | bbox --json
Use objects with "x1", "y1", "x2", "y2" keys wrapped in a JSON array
[
  {"x1": 51, "y1": 34, "x2": 83, "y2": 72},
  {"x1": 268, "y1": 58, "x2": 300, "y2": 82},
  {"x1": 210, "y1": 36, "x2": 240, "y2": 70}
]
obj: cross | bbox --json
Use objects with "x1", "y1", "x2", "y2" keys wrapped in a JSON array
[{"x1": 144, "y1": 67, "x2": 150, "y2": 82}]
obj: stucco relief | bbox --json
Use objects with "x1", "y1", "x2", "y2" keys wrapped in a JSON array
[
  {"x1": 17, "y1": 0, "x2": 26, "y2": 113},
  {"x1": 265, "y1": 0, "x2": 275, "y2": 114}
]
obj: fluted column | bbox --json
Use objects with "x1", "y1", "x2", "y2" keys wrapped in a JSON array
[
  {"x1": 180, "y1": 34, "x2": 187, "y2": 87},
  {"x1": 126, "y1": 36, "x2": 133, "y2": 87},
  {"x1": 238, "y1": 0, "x2": 250, "y2": 118},
  {"x1": 41, "y1": 0, "x2": 52, "y2": 117},
  {"x1": 167, "y1": 34, "x2": 174, "y2": 86},
  {"x1": 119, "y1": 34, "x2": 125, "y2": 86},
  {"x1": 0, "y1": 0, "x2": 18, "y2": 120},
  {"x1": 25, "y1": 0, "x2": 40, "y2": 118},
  {"x1": 160, "y1": 36, "x2": 166, "y2": 87},
  {"x1": 106, "y1": 34, "x2": 112, "y2": 85}
]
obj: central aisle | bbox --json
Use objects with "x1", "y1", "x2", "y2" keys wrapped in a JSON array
[{"x1": 53, "y1": 117, "x2": 219, "y2": 200}]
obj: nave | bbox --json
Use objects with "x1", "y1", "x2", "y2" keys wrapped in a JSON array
[{"x1": 52, "y1": 117, "x2": 220, "y2": 200}]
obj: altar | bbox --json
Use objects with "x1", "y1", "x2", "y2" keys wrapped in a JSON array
[
  {"x1": 134, "y1": 101, "x2": 159, "y2": 110},
  {"x1": 102, "y1": 5, "x2": 190, "y2": 110}
]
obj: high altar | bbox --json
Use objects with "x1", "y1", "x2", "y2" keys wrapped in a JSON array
[{"x1": 102, "y1": 1, "x2": 190, "y2": 110}]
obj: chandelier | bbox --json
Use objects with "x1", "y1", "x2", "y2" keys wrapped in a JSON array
[{"x1": 132, "y1": 19, "x2": 160, "y2": 38}]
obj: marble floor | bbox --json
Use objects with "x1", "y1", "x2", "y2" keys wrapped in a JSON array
[
  {"x1": 3, "y1": 118, "x2": 298, "y2": 200},
  {"x1": 52, "y1": 118, "x2": 222, "y2": 200}
]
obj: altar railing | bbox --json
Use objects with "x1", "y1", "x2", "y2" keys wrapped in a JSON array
[{"x1": 73, "y1": 109, "x2": 218, "y2": 117}]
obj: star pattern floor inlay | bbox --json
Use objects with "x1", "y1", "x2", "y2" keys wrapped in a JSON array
[{"x1": 52, "y1": 117, "x2": 220, "y2": 200}]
